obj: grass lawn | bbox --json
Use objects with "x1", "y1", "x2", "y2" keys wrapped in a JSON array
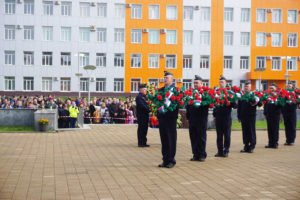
[
  {"x1": 0, "y1": 126, "x2": 35, "y2": 132},
  {"x1": 231, "y1": 120, "x2": 300, "y2": 130}
]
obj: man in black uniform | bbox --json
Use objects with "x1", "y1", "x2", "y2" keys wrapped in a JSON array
[
  {"x1": 213, "y1": 76, "x2": 235, "y2": 157},
  {"x1": 135, "y1": 83, "x2": 150, "y2": 147},
  {"x1": 186, "y1": 75, "x2": 208, "y2": 161},
  {"x1": 237, "y1": 81, "x2": 259, "y2": 153},
  {"x1": 281, "y1": 81, "x2": 297, "y2": 146},
  {"x1": 158, "y1": 71, "x2": 179, "y2": 168},
  {"x1": 264, "y1": 83, "x2": 281, "y2": 149}
]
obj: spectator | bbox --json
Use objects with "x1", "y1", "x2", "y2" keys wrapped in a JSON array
[{"x1": 69, "y1": 101, "x2": 79, "y2": 128}]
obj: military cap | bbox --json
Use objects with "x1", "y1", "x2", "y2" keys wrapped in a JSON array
[
  {"x1": 164, "y1": 71, "x2": 173, "y2": 76},
  {"x1": 194, "y1": 75, "x2": 203, "y2": 81},
  {"x1": 219, "y1": 76, "x2": 227, "y2": 81},
  {"x1": 138, "y1": 83, "x2": 147, "y2": 89},
  {"x1": 245, "y1": 80, "x2": 251, "y2": 85}
]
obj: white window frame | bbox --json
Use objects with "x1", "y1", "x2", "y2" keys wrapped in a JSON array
[
  {"x1": 288, "y1": 33, "x2": 298, "y2": 47},
  {"x1": 200, "y1": 56, "x2": 210, "y2": 69},
  {"x1": 61, "y1": 1, "x2": 72, "y2": 16},
  {"x1": 79, "y1": 27, "x2": 90, "y2": 42},
  {"x1": 256, "y1": 9, "x2": 266, "y2": 23},
  {"x1": 5, "y1": 25, "x2": 15, "y2": 40},
  {"x1": 60, "y1": 78, "x2": 71, "y2": 91},
  {"x1": 200, "y1": 31, "x2": 210, "y2": 45},
  {"x1": 5, "y1": 0, "x2": 16, "y2": 14},
  {"x1": 80, "y1": 78, "x2": 89, "y2": 92},
  {"x1": 271, "y1": 57, "x2": 282, "y2": 71},
  {"x1": 240, "y1": 32, "x2": 250, "y2": 46},
  {"x1": 287, "y1": 57, "x2": 297, "y2": 71},
  {"x1": 114, "y1": 28, "x2": 124, "y2": 43},
  {"x1": 96, "y1": 53, "x2": 106, "y2": 67},
  {"x1": 166, "y1": 55, "x2": 176, "y2": 69},
  {"x1": 272, "y1": 9, "x2": 282, "y2": 23},
  {"x1": 96, "y1": 78, "x2": 106, "y2": 92},
  {"x1": 183, "y1": 55, "x2": 192, "y2": 69},
  {"x1": 42, "y1": 52, "x2": 53, "y2": 66},
  {"x1": 43, "y1": 1, "x2": 53, "y2": 16},
  {"x1": 149, "y1": 79, "x2": 158, "y2": 87},
  {"x1": 114, "y1": 54, "x2": 124, "y2": 67},
  {"x1": 224, "y1": 56, "x2": 233, "y2": 69},
  {"x1": 183, "y1": 30, "x2": 193, "y2": 45},
  {"x1": 131, "y1": 78, "x2": 141, "y2": 93},
  {"x1": 42, "y1": 26, "x2": 53, "y2": 41},
  {"x1": 200, "y1": 7, "x2": 210, "y2": 22},
  {"x1": 256, "y1": 32, "x2": 266, "y2": 47},
  {"x1": 131, "y1": 29, "x2": 142, "y2": 44},
  {"x1": 114, "y1": 78, "x2": 124, "y2": 92},
  {"x1": 149, "y1": 5, "x2": 160, "y2": 19},
  {"x1": 288, "y1": 10, "x2": 297, "y2": 24},
  {"x1": 131, "y1": 54, "x2": 142, "y2": 68},
  {"x1": 183, "y1": 79, "x2": 192, "y2": 90},
  {"x1": 131, "y1": 4, "x2": 142, "y2": 19},
  {"x1": 5, "y1": 51, "x2": 15, "y2": 65},
  {"x1": 97, "y1": 3, "x2": 107, "y2": 18},
  {"x1": 23, "y1": 77, "x2": 34, "y2": 91},
  {"x1": 4, "y1": 76, "x2": 15, "y2": 91},
  {"x1": 148, "y1": 54, "x2": 159, "y2": 68},
  {"x1": 24, "y1": 0, "x2": 34, "y2": 15},
  {"x1": 115, "y1": 3, "x2": 125, "y2": 18},
  {"x1": 224, "y1": 32, "x2": 233, "y2": 46},
  {"x1": 240, "y1": 56, "x2": 249, "y2": 70},
  {"x1": 42, "y1": 77, "x2": 53, "y2": 91},
  {"x1": 61, "y1": 27, "x2": 71, "y2": 41},
  {"x1": 97, "y1": 28, "x2": 106, "y2": 43},
  {"x1": 24, "y1": 26, "x2": 34, "y2": 40},
  {"x1": 271, "y1": 33, "x2": 282, "y2": 47},
  {"x1": 24, "y1": 51, "x2": 34, "y2": 66},
  {"x1": 148, "y1": 29, "x2": 160, "y2": 44},
  {"x1": 241, "y1": 8, "x2": 250, "y2": 22},
  {"x1": 79, "y1": 53, "x2": 89, "y2": 67},
  {"x1": 61, "y1": 52, "x2": 71, "y2": 66},
  {"x1": 184, "y1": 6, "x2": 193, "y2": 21},
  {"x1": 256, "y1": 56, "x2": 266, "y2": 69},
  {"x1": 224, "y1": 7, "x2": 234, "y2": 22},
  {"x1": 166, "y1": 30, "x2": 177, "y2": 44},
  {"x1": 80, "y1": 2, "x2": 90, "y2": 17},
  {"x1": 166, "y1": 5, "x2": 177, "y2": 20}
]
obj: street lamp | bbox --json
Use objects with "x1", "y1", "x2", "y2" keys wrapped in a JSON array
[
  {"x1": 75, "y1": 73, "x2": 83, "y2": 98},
  {"x1": 281, "y1": 56, "x2": 291, "y2": 87},
  {"x1": 74, "y1": 53, "x2": 85, "y2": 99},
  {"x1": 83, "y1": 65, "x2": 96, "y2": 105}
]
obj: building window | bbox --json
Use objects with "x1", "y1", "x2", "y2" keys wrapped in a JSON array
[
  {"x1": 224, "y1": 32, "x2": 233, "y2": 46},
  {"x1": 80, "y1": 27, "x2": 90, "y2": 42},
  {"x1": 5, "y1": 0, "x2": 16, "y2": 14},
  {"x1": 42, "y1": 52, "x2": 53, "y2": 66},
  {"x1": 42, "y1": 26, "x2": 53, "y2": 41},
  {"x1": 287, "y1": 57, "x2": 297, "y2": 71},
  {"x1": 184, "y1": 6, "x2": 193, "y2": 20},
  {"x1": 288, "y1": 33, "x2": 298, "y2": 47},
  {"x1": 5, "y1": 25, "x2": 15, "y2": 40},
  {"x1": 42, "y1": 77, "x2": 53, "y2": 91},
  {"x1": 114, "y1": 78, "x2": 124, "y2": 92},
  {"x1": 166, "y1": 5, "x2": 177, "y2": 20},
  {"x1": 272, "y1": 57, "x2": 281, "y2": 71},
  {"x1": 79, "y1": 53, "x2": 89, "y2": 67},
  {"x1": 80, "y1": 2, "x2": 90, "y2": 17},
  {"x1": 24, "y1": 51, "x2": 34, "y2": 66},
  {"x1": 115, "y1": 4, "x2": 125, "y2": 18},
  {"x1": 272, "y1": 9, "x2": 282, "y2": 23},
  {"x1": 148, "y1": 29, "x2": 159, "y2": 44},
  {"x1": 166, "y1": 30, "x2": 177, "y2": 44},
  {"x1": 43, "y1": 1, "x2": 53, "y2": 16},
  {"x1": 241, "y1": 8, "x2": 250, "y2": 22},
  {"x1": 183, "y1": 55, "x2": 192, "y2": 69},
  {"x1": 256, "y1": 9, "x2": 266, "y2": 23},
  {"x1": 183, "y1": 79, "x2": 192, "y2": 90},
  {"x1": 61, "y1": 52, "x2": 71, "y2": 66},
  {"x1": 96, "y1": 53, "x2": 106, "y2": 67},
  {"x1": 224, "y1": 56, "x2": 233, "y2": 69},
  {"x1": 114, "y1": 54, "x2": 124, "y2": 67},
  {"x1": 200, "y1": 7, "x2": 210, "y2": 21},
  {"x1": 224, "y1": 8, "x2": 234, "y2": 22},
  {"x1": 131, "y1": 4, "x2": 142, "y2": 19},
  {"x1": 131, "y1": 54, "x2": 141, "y2": 68},
  {"x1": 240, "y1": 56, "x2": 249, "y2": 70},
  {"x1": 131, "y1": 79, "x2": 141, "y2": 93},
  {"x1": 24, "y1": 0, "x2": 34, "y2": 15},
  {"x1": 148, "y1": 54, "x2": 159, "y2": 68},
  {"x1": 61, "y1": 1, "x2": 72, "y2": 16},
  {"x1": 23, "y1": 77, "x2": 34, "y2": 91},
  {"x1": 5, "y1": 51, "x2": 15, "y2": 65},
  {"x1": 97, "y1": 28, "x2": 106, "y2": 42},
  {"x1": 202, "y1": 80, "x2": 210, "y2": 87},
  {"x1": 149, "y1": 79, "x2": 158, "y2": 87},
  {"x1": 166, "y1": 55, "x2": 176, "y2": 68},
  {"x1": 256, "y1": 32, "x2": 266, "y2": 47},
  {"x1": 256, "y1": 57, "x2": 266, "y2": 69},
  {"x1": 60, "y1": 78, "x2": 71, "y2": 92},
  {"x1": 80, "y1": 78, "x2": 89, "y2": 92},
  {"x1": 200, "y1": 31, "x2": 210, "y2": 45},
  {"x1": 5, "y1": 76, "x2": 15, "y2": 91},
  {"x1": 200, "y1": 56, "x2": 209, "y2": 69},
  {"x1": 114, "y1": 28, "x2": 124, "y2": 43},
  {"x1": 24, "y1": 26, "x2": 34, "y2": 40},
  {"x1": 240, "y1": 32, "x2": 250, "y2": 46},
  {"x1": 97, "y1": 3, "x2": 107, "y2": 17},
  {"x1": 288, "y1": 10, "x2": 297, "y2": 24},
  {"x1": 61, "y1": 27, "x2": 71, "y2": 41},
  {"x1": 60, "y1": 78, "x2": 71, "y2": 91},
  {"x1": 271, "y1": 33, "x2": 282, "y2": 47},
  {"x1": 149, "y1": 5, "x2": 159, "y2": 19},
  {"x1": 96, "y1": 78, "x2": 106, "y2": 92},
  {"x1": 183, "y1": 30, "x2": 193, "y2": 45},
  {"x1": 131, "y1": 29, "x2": 142, "y2": 44}
]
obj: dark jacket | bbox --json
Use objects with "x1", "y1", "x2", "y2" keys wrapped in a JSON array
[
  {"x1": 135, "y1": 93, "x2": 150, "y2": 120},
  {"x1": 157, "y1": 86, "x2": 179, "y2": 120},
  {"x1": 237, "y1": 100, "x2": 257, "y2": 121},
  {"x1": 264, "y1": 103, "x2": 281, "y2": 117},
  {"x1": 186, "y1": 105, "x2": 209, "y2": 124}
]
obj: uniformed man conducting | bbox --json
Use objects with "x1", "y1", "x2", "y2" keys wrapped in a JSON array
[
  {"x1": 136, "y1": 83, "x2": 150, "y2": 147},
  {"x1": 264, "y1": 83, "x2": 281, "y2": 149},
  {"x1": 237, "y1": 80, "x2": 259, "y2": 153},
  {"x1": 158, "y1": 71, "x2": 179, "y2": 168},
  {"x1": 186, "y1": 75, "x2": 208, "y2": 161},
  {"x1": 213, "y1": 76, "x2": 235, "y2": 157},
  {"x1": 281, "y1": 81, "x2": 297, "y2": 146}
]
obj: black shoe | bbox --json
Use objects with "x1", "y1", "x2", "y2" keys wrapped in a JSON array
[
  {"x1": 265, "y1": 145, "x2": 278, "y2": 149},
  {"x1": 240, "y1": 149, "x2": 248, "y2": 153},
  {"x1": 144, "y1": 144, "x2": 150, "y2": 147},
  {"x1": 214, "y1": 153, "x2": 224, "y2": 157},
  {"x1": 223, "y1": 153, "x2": 229, "y2": 157},
  {"x1": 190, "y1": 157, "x2": 200, "y2": 161},
  {"x1": 248, "y1": 149, "x2": 254, "y2": 153},
  {"x1": 199, "y1": 158, "x2": 206, "y2": 162},
  {"x1": 284, "y1": 142, "x2": 294, "y2": 146},
  {"x1": 138, "y1": 144, "x2": 144, "y2": 147},
  {"x1": 165, "y1": 163, "x2": 175, "y2": 168}
]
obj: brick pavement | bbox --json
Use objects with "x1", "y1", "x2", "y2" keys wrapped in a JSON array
[{"x1": 0, "y1": 125, "x2": 299, "y2": 200}]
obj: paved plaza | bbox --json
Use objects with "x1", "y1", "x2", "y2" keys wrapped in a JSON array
[{"x1": 0, "y1": 125, "x2": 299, "y2": 200}]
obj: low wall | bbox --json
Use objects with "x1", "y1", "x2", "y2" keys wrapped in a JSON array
[{"x1": 0, "y1": 109, "x2": 36, "y2": 126}]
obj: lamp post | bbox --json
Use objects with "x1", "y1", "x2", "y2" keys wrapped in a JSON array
[
  {"x1": 75, "y1": 73, "x2": 83, "y2": 98},
  {"x1": 281, "y1": 56, "x2": 291, "y2": 86},
  {"x1": 83, "y1": 65, "x2": 96, "y2": 105},
  {"x1": 74, "y1": 53, "x2": 85, "y2": 100}
]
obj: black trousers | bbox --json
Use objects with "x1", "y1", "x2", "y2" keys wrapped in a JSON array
[
  {"x1": 189, "y1": 120, "x2": 207, "y2": 159},
  {"x1": 158, "y1": 117, "x2": 177, "y2": 165},
  {"x1": 282, "y1": 110, "x2": 297, "y2": 144},
  {"x1": 137, "y1": 117, "x2": 149, "y2": 146},
  {"x1": 266, "y1": 114, "x2": 280, "y2": 147},
  {"x1": 215, "y1": 116, "x2": 232, "y2": 154},
  {"x1": 241, "y1": 116, "x2": 256, "y2": 150}
]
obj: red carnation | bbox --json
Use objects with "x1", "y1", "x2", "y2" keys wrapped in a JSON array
[
  {"x1": 166, "y1": 92, "x2": 170, "y2": 97},
  {"x1": 157, "y1": 95, "x2": 162, "y2": 101},
  {"x1": 179, "y1": 101, "x2": 184, "y2": 106},
  {"x1": 189, "y1": 100, "x2": 194, "y2": 105},
  {"x1": 171, "y1": 96, "x2": 176, "y2": 101}
]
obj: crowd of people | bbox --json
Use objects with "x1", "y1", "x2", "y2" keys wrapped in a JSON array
[{"x1": 0, "y1": 95, "x2": 138, "y2": 128}]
